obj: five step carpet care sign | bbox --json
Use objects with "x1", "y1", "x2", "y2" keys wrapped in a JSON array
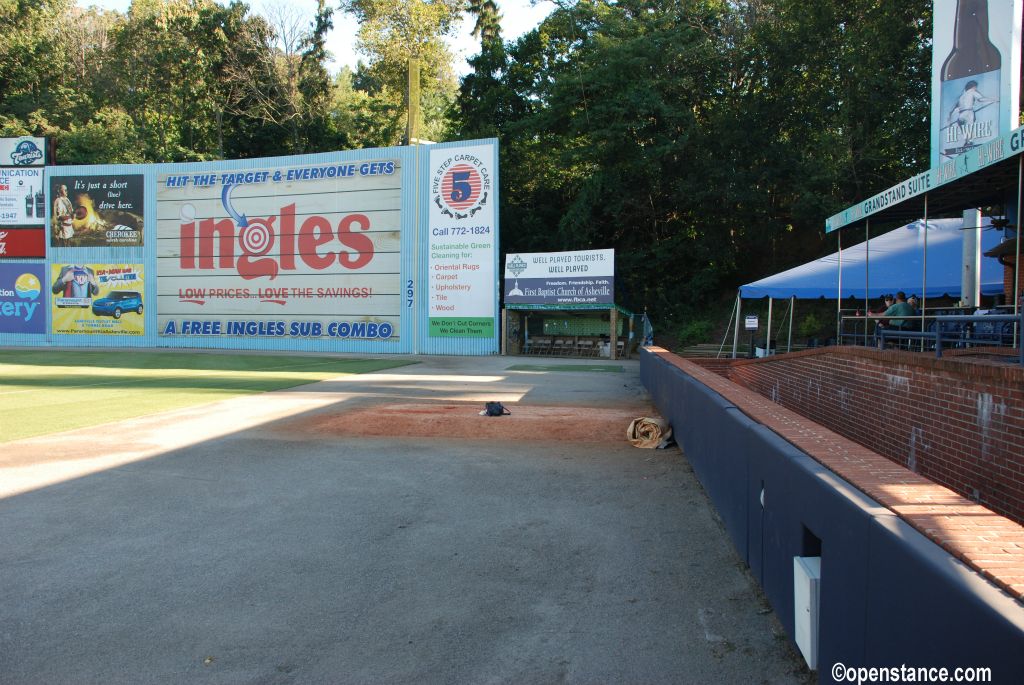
[{"x1": 427, "y1": 144, "x2": 496, "y2": 337}]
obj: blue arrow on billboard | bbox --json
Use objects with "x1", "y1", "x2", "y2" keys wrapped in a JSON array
[{"x1": 221, "y1": 183, "x2": 248, "y2": 228}]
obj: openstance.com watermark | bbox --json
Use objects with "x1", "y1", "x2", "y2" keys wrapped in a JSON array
[{"x1": 832, "y1": 663, "x2": 993, "y2": 684}]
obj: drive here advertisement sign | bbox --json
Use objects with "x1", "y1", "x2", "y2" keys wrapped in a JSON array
[
  {"x1": 156, "y1": 160, "x2": 402, "y2": 340},
  {"x1": 427, "y1": 144, "x2": 496, "y2": 337}
]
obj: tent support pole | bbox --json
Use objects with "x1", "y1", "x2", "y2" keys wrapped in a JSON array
[
  {"x1": 766, "y1": 297, "x2": 773, "y2": 355},
  {"x1": 718, "y1": 296, "x2": 738, "y2": 358},
  {"x1": 1015, "y1": 156, "x2": 1022, "y2": 348},
  {"x1": 787, "y1": 296, "x2": 794, "y2": 353},
  {"x1": 864, "y1": 218, "x2": 870, "y2": 347},
  {"x1": 837, "y1": 229, "x2": 843, "y2": 343},
  {"x1": 772, "y1": 296, "x2": 790, "y2": 351},
  {"x1": 732, "y1": 292, "x2": 742, "y2": 359},
  {"x1": 922, "y1": 195, "x2": 929, "y2": 350}
]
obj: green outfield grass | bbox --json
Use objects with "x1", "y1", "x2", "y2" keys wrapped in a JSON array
[
  {"x1": 0, "y1": 350, "x2": 414, "y2": 443},
  {"x1": 506, "y1": 364, "x2": 624, "y2": 373}
]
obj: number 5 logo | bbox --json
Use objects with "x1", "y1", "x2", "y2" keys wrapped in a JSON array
[
  {"x1": 441, "y1": 164, "x2": 481, "y2": 211},
  {"x1": 450, "y1": 171, "x2": 472, "y2": 203}
]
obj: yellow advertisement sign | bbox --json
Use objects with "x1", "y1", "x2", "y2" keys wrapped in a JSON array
[{"x1": 50, "y1": 263, "x2": 145, "y2": 336}]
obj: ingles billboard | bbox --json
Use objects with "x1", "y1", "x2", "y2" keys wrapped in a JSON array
[{"x1": 156, "y1": 160, "x2": 402, "y2": 341}]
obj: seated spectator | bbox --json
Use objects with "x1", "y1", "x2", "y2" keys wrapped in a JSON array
[
  {"x1": 907, "y1": 294, "x2": 920, "y2": 314},
  {"x1": 869, "y1": 294, "x2": 894, "y2": 315},
  {"x1": 870, "y1": 291, "x2": 916, "y2": 331}
]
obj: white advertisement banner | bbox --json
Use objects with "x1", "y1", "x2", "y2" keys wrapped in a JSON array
[
  {"x1": 156, "y1": 159, "x2": 402, "y2": 341},
  {"x1": 427, "y1": 144, "x2": 496, "y2": 338},
  {"x1": 931, "y1": 0, "x2": 1022, "y2": 167},
  {"x1": 0, "y1": 136, "x2": 46, "y2": 166},
  {"x1": 504, "y1": 249, "x2": 615, "y2": 305},
  {"x1": 0, "y1": 167, "x2": 44, "y2": 226}
]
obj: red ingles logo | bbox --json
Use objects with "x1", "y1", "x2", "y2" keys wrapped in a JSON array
[
  {"x1": 177, "y1": 203, "x2": 374, "y2": 280},
  {"x1": 431, "y1": 153, "x2": 491, "y2": 220}
]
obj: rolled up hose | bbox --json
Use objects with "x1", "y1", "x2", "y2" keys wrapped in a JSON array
[{"x1": 626, "y1": 417, "x2": 673, "y2": 449}]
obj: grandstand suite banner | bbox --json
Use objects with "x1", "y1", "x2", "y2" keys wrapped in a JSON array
[
  {"x1": 156, "y1": 159, "x2": 402, "y2": 341},
  {"x1": 503, "y1": 249, "x2": 614, "y2": 305},
  {"x1": 827, "y1": 123, "x2": 1024, "y2": 232}
]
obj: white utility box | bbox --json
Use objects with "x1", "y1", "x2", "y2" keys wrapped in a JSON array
[{"x1": 793, "y1": 556, "x2": 821, "y2": 670}]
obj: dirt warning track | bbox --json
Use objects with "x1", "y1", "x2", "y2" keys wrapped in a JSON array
[
  {"x1": 0, "y1": 355, "x2": 811, "y2": 684},
  {"x1": 288, "y1": 403, "x2": 642, "y2": 442}
]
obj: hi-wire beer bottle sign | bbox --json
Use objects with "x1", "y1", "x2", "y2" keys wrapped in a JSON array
[{"x1": 940, "y1": 0, "x2": 1001, "y2": 160}]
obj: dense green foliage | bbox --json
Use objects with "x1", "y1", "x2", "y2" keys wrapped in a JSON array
[
  {"x1": 452, "y1": 0, "x2": 932, "y2": 327},
  {"x1": 0, "y1": 0, "x2": 932, "y2": 330}
]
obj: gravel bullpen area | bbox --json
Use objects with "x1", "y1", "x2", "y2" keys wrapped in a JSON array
[{"x1": 0, "y1": 355, "x2": 811, "y2": 684}]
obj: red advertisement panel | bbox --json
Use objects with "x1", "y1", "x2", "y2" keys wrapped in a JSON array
[{"x1": 0, "y1": 227, "x2": 46, "y2": 258}]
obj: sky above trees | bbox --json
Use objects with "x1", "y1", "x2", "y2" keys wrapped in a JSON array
[{"x1": 83, "y1": 0, "x2": 554, "y2": 74}]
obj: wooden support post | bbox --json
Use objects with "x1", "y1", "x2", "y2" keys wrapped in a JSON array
[
  {"x1": 501, "y1": 308, "x2": 508, "y2": 356},
  {"x1": 628, "y1": 314, "x2": 634, "y2": 358},
  {"x1": 406, "y1": 58, "x2": 420, "y2": 145},
  {"x1": 610, "y1": 307, "x2": 619, "y2": 360}
]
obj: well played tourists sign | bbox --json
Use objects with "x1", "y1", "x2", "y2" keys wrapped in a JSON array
[{"x1": 503, "y1": 249, "x2": 614, "y2": 305}]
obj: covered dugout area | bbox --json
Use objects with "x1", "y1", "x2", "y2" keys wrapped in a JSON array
[
  {"x1": 726, "y1": 126, "x2": 1024, "y2": 357},
  {"x1": 728, "y1": 217, "x2": 1006, "y2": 355},
  {"x1": 501, "y1": 303, "x2": 637, "y2": 359},
  {"x1": 824, "y1": 128, "x2": 1024, "y2": 318}
]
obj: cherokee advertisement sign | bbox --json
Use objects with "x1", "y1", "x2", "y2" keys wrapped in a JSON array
[
  {"x1": 50, "y1": 263, "x2": 145, "y2": 335},
  {"x1": 504, "y1": 249, "x2": 615, "y2": 305},
  {"x1": 49, "y1": 174, "x2": 145, "y2": 247},
  {"x1": 427, "y1": 144, "x2": 496, "y2": 338},
  {"x1": 0, "y1": 263, "x2": 45, "y2": 334},
  {"x1": 155, "y1": 159, "x2": 402, "y2": 341}
]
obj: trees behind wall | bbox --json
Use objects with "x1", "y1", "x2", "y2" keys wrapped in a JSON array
[
  {"x1": 450, "y1": 0, "x2": 932, "y2": 333},
  {"x1": 0, "y1": 0, "x2": 933, "y2": 338}
]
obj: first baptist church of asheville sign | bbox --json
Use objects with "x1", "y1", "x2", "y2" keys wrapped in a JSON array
[{"x1": 503, "y1": 248, "x2": 614, "y2": 305}]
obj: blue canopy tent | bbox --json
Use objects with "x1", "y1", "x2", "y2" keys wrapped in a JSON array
[
  {"x1": 740, "y1": 218, "x2": 1004, "y2": 299},
  {"x1": 730, "y1": 217, "x2": 1008, "y2": 356}
]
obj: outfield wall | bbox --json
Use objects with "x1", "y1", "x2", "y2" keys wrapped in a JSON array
[
  {"x1": 640, "y1": 348, "x2": 1024, "y2": 681},
  {"x1": 0, "y1": 140, "x2": 499, "y2": 356}
]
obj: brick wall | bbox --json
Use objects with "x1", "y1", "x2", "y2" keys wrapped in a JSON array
[
  {"x1": 1002, "y1": 261, "x2": 1024, "y2": 302},
  {"x1": 718, "y1": 348, "x2": 1024, "y2": 524}
]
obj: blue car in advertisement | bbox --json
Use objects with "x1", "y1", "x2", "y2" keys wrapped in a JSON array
[{"x1": 91, "y1": 290, "x2": 143, "y2": 319}]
